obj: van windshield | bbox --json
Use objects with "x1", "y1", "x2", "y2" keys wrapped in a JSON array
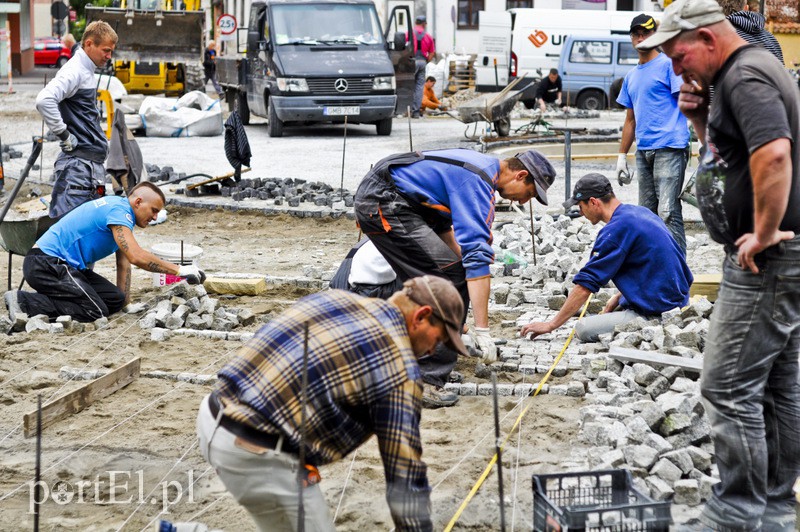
[{"x1": 272, "y1": 4, "x2": 384, "y2": 46}]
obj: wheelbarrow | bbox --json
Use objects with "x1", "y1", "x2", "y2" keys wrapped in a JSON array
[
  {"x1": 446, "y1": 76, "x2": 526, "y2": 138},
  {"x1": 0, "y1": 138, "x2": 54, "y2": 291}
]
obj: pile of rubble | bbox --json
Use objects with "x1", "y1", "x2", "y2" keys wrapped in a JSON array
[
  {"x1": 0, "y1": 311, "x2": 106, "y2": 335},
  {"x1": 1, "y1": 143, "x2": 24, "y2": 162},
  {"x1": 138, "y1": 282, "x2": 257, "y2": 342}
]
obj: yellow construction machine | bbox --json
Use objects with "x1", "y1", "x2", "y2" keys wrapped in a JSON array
[{"x1": 86, "y1": 0, "x2": 206, "y2": 95}]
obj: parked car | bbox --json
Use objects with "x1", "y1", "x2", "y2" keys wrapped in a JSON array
[{"x1": 34, "y1": 38, "x2": 72, "y2": 68}]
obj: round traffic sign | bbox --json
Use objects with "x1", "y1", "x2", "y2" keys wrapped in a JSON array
[
  {"x1": 216, "y1": 14, "x2": 237, "y2": 36},
  {"x1": 51, "y1": 1, "x2": 68, "y2": 20}
]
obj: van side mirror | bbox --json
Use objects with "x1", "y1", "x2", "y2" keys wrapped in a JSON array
[
  {"x1": 247, "y1": 30, "x2": 260, "y2": 55},
  {"x1": 392, "y1": 32, "x2": 406, "y2": 51}
]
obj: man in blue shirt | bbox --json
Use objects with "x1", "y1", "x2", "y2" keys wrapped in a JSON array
[
  {"x1": 521, "y1": 173, "x2": 692, "y2": 342},
  {"x1": 3, "y1": 183, "x2": 205, "y2": 323},
  {"x1": 616, "y1": 14, "x2": 690, "y2": 253},
  {"x1": 354, "y1": 148, "x2": 555, "y2": 407}
]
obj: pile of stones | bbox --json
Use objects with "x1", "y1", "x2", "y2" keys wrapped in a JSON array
[
  {"x1": 145, "y1": 164, "x2": 187, "y2": 183},
  {"x1": 138, "y1": 282, "x2": 257, "y2": 341},
  {"x1": 1, "y1": 143, "x2": 24, "y2": 162},
  {"x1": 0, "y1": 311, "x2": 103, "y2": 335}
]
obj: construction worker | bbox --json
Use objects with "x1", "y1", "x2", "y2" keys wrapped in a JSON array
[
  {"x1": 643, "y1": 0, "x2": 800, "y2": 528},
  {"x1": 536, "y1": 68, "x2": 563, "y2": 113},
  {"x1": 354, "y1": 148, "x2": 555, "y2": 407},
  {"x1": 195, "y1": 275, "x2": 466, "y2": 531},
  {"x1": 36, "y1": 21, "x2": 117, "y2": 220},
  {"x1": 3, "y1": 183, "x2": 205, "y2": 323},
  {"x1": 520, "y1": 173, "x2": 692, "y2": 342},
  {"x1": 408, "y1": 15, "x2": 435, "y2": 118},
  {"x1": 421, "y1": 76, "x2": 447, "y2": 114},
  {"x1": 202, "y1": 40, "x2": 224, "y2": 99}
]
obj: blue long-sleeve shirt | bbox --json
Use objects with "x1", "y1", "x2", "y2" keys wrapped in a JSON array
[
  {"x1": 390, "y1": 149, "x2": 499, "y2": 279},
  {"x1": 572, "y1": 204, "x2": 693, "y2": 316}
]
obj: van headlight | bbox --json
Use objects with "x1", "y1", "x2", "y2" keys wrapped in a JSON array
[
  {"x1": 372, "y1": 76, "x2": 395, "y2": 90},
  {"x1": 276, "y1": 78, "x2": 309, "y2": 92}
]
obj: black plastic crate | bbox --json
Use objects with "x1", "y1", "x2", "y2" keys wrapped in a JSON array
[{"x1": 532, "y1": 469, "x2": 672, "y2": 531}]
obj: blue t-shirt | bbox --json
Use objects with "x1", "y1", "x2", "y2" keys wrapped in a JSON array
[
  {"x1": 572, "y1": 204, "x2": 693, "y2": 316},
  {"x1": 617, "y1": 53, "x2": 689, "y2": 151},
  {"x1": 37, "y1": 196, "x2": 135, "y2": 270},
  {"x1": 390, "y1": 149, "x2": 500, "y2": 280}
]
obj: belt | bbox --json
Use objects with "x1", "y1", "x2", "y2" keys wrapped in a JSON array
[
  {"x1": 208, "y1": 392, "x2": 297, "y2": 455},
  {"x1": 69, "y1": 185, "x2": 106, "y2": 194}
]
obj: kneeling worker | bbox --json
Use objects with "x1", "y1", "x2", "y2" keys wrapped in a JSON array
[
  {"x1": 520, "y1": 173, "x2": 692, "y2": 342},
  {"x1": 3, "y1": 182, "x2": 205, "y2": 323},
  {"x1": 196, "y1": 275, "x2": 466, "y2": 531}
]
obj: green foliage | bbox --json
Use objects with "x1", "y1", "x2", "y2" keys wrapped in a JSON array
[{"x1": 69, "y1": 0, "x2": 115, "y2": 42}]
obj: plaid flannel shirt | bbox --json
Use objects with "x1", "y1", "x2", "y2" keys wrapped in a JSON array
[{"x1": 216, "y1": 290, "x2": 432, "y2": 531}]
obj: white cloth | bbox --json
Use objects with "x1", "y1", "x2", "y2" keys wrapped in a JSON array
[{"x1": 348, "y1": 240, "x2": 396, "y2": 286}]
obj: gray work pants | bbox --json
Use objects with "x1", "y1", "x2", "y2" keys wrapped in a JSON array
[{"x1": 575, "y1": 309, "x2": 643, "y2": 342}]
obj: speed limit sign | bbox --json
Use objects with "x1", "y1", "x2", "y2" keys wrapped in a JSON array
[{"x1": 217, "y1": 14, "x2": 237, "y2": 41}]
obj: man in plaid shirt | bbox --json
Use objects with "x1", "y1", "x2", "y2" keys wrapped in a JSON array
[{"x1": 194, "y1": 276, "x2": 466, "y2": 531}]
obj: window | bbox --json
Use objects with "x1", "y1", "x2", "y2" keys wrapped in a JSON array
[
  {"x1": 507, "y1": 0, "x2": 532, "y2": 8},
  {"x1": 568, "y1": 40, "x2": 612, "y2": 64},
  {"x1": 458, "y1": 0, "x2": 484, "y2": 29},
  {"x1": 617, "y1": 42, "x2": 638, "y2": 65}
]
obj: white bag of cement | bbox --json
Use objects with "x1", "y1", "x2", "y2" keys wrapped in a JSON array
[
  {"x1": 139, "y1": 91, "x2": 223, "y2": 137},
  {"x1": 426, "y1": 59, "x2": 446, "y2": 99},
  {"x1": 94, "y1": 73, "x2": 128, "y2": 100}
]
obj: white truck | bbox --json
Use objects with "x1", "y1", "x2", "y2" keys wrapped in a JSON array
[{"x1": 474, "y1": 8, "x2": 660, "y2": 105}]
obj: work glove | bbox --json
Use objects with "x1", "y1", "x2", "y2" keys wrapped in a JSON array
[
  {"x1": 177, "y1": 265, "x2": 207, "y2": 285},
  {"x1": 616, "y1": 153, "x2": 633, "y2": 186},
  {"x1": 473, "y1": 327, "x2": 497, "y2": 363},
  {"x1": 57, "y1": 130, "x2": 78, "y2": 153},
  {"x1": 555, "y1": 98, "x2": 562, "y2": 106}
]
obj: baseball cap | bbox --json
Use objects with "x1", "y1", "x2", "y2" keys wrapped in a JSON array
[
  {"x1": 562, "y1": 173, "x2": 614, "y2": 210},
  {"x1": 415, "y1": 15, "x2": 427, "y2": 24},
  {"x1": 630, "y1": 14, "x2": 657, "y2": 33},
  {"x1": 515, "y1": 150, "x2": 556, "y2": 206},
  {"x1": 403, "y1": 276, "x2": 467, "y2": 356},
  {"x1": 638, "y1": 0, "x2": 726, "y2": 50}
]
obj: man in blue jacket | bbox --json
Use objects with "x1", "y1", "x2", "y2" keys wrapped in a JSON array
[
  {"x1": 521, "y1": 173, "x2": 692, "y2": 342},
  {"x1": 354, "y1": 148, "x2": 555, "y2": 407}
]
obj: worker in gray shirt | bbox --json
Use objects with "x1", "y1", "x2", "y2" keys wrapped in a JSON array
[{"x1": 36, "y1": 21, "x2": 117, "y2": 219}]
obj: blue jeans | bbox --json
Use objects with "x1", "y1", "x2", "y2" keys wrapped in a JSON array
[
  {"x1": 635, "y1": 147, "x2": 688, "y2": 253},
  {"x1": 700, "y1": 238, "x2": 800, "y2": 531}
]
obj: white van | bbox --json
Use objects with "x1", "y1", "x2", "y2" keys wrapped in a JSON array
[{"x1": 475, "y1": 9, "x2": 660, "y2": 98}]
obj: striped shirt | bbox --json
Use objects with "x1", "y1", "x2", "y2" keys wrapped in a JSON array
[
  {"x1": 216, "y1": 290, "x2": 431, "y2": 531},
  {"x1": 728, "y1": 11, "x2": 784, "y2": 64}
]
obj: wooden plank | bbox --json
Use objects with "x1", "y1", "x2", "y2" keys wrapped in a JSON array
[
  {"x1": 690, "y1": 273, "x2": 722, "y2": 302},
  {"x1": 186, "y1": 167, "x2": 251, "y2": 191},
  {"x1": 23, "y1": 358, "x2": 141, "y2": 438},
  {"x1": 608, "y1": 346, "x2": 703, "y2": 373}
]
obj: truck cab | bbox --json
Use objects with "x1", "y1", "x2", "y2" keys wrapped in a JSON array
[{"x1": 221, "y1": 0, "x2": 398, "y2": 137}]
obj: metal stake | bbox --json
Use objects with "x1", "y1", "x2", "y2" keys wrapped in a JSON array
[
  {"x1": 529, "y1": 202, "x2": 537, "y2": 266},
  {"x1": 491, "y1": 373, "x2": 506, "y2": 532},
  {"x1": 34, "y1": 394, "x2": 42, "y2": 532},
  {"x1": 40, "y1": 75, "x2": 47, "y2": 183},
  {"x1": 180, "y1": 240, "x2": 184, "y2": 265},
  {"x1": 407, "y1": 106, "x2": 413, "y2": 151},
  {"x1": 297, "y1": 322, "x2": 310, "y2": 532},
  {"x1": 564, "y1": 130, "x2": 572, "y2": 203},
  {"x1": 340, "y1": 116, "x2": 348, "y2": 194}
]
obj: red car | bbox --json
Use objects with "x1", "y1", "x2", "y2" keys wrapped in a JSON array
[{"x1": 34, "y1": 38, "x2": 72, "y2": 68}]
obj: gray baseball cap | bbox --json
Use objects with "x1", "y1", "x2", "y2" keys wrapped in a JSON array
[
  {"x1": 515, "y1": 150, "x2": 556, "y2": 206},
  {"x1": 638, "y1": 0, "x2": 726, "y2": 50}
]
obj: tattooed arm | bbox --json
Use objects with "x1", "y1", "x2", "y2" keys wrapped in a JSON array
[
  {"x1": 110, "y1": 225, "x2": 181, "y2": 275},
  {"x1": 116, "y1": 250, "x2": 132, "y2": 303}
]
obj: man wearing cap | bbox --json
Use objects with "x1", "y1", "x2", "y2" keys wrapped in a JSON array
[
  {"x1": 408, "y1": 15, "x2": 435, "y2": 118},
  {"x1": 640, "y1": 1, "x2": 800, "y2": 529},
  {"x1": 354, "y1": 148, "x2": 555, "y2": 407},
  {"x1": 616, "y1": 13, "x2": 690, "y2": 253},
  {"x1": 195, "y1": 275, "x2": 465, "y2": 531},
  {"x1": 520, "y1": 173, "x2": 692, "y2": 342}
]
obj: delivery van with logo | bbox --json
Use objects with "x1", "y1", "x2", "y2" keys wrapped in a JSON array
[{"x1": 475, "y1": 8, "x2": 660, "y2": 103}]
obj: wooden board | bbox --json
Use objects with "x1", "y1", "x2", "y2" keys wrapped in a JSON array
[
  {"x1": 608, "y1": 346, "x2": 703, "y2": 373},
  {"x1": 23, "y1": 358, "x2": 141, "y2": 438},
  {"x1": 690, "y1": 273, "x2": 721, "y2": 302},
  {"x1": 186, "y1": 167, "x2": 251, "y2": 191}
]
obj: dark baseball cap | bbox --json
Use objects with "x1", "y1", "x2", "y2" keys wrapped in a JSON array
[
  {"x1": 563, "y1": 173, "x2": 614, "y2": 210},
  {"x1": 403, "y1": 275, "x2": 467, "y2": 356},
  {"x1": 630, "y1": 13, "x2": 657, "y2": 32},
  {"x1": 515, "y1": 150, "x2": 556, "y2": 206},
  {"x1": 415, "y1": 15, "x2": 427, "y2": 24}
]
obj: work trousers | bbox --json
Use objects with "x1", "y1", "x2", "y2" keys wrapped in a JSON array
[
  {"x1": 196, "y1": 395, "x2": 334, "y2": 532},
  {"x1": 354, "y1": 173, "x2": 468, "y2": 388},
  {"x1": 699, "y1": 238, "x2": 800, "y2": 531},
  {"x1": 411, "y1": 59, "x2": 427, "y2": 115},
  {"x1": 635, "y1": 146, "x2": 688, "y2": 254},
  {"x1": 50, "y1": 152, "x2": 105, "y2": 219},
  {"x1": 575, "y1": 309, "x2": 643, "y2": 343},
  {"x1": 18, "y1": 249, "x2": 125, "y2": 322},
  {"x1": 204, "y1": 71, "x2": 224, "y2": 98}
]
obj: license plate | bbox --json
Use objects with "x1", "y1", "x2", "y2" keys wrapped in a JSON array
[{"x1": 324, "y1": 106, "x2": 360, "y2": 116}]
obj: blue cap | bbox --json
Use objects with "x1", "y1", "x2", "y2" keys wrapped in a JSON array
[{"x1": 515, "y1": 149, "x2": 556, "y2": 206}]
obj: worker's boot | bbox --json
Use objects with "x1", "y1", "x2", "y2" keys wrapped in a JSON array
[
  {"x1": 422, "y1": 383, "x2": 458, "y2": 408},
  {"x1": 3, "y1": 290, "x2": 22, "y2": 322}
]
